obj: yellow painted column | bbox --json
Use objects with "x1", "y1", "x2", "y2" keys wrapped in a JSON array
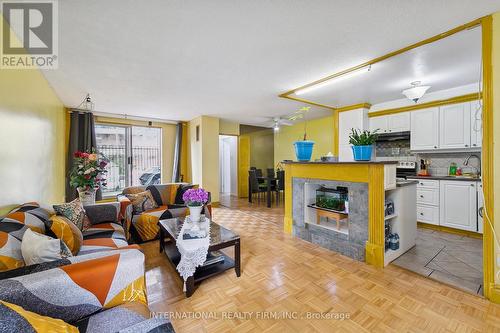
[{"x1": 365, "y1": 165, "x2": 385, "y2": 268}]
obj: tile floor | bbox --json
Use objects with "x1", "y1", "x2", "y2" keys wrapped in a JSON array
[{"x1": 392, "y1": 227, "x2": 483, "y2": 295}]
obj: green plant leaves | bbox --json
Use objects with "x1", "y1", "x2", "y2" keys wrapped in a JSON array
[{"x1": 348, "y1": 128, "x2": 379, "y2": 146}]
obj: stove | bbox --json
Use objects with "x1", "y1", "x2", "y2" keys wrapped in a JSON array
[{"x1": 396, "y1": 161, "x2": 417, "y2": 179}]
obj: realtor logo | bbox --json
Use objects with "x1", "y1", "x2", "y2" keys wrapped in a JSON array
[{"x1": 1, "y1": 0, "x2": 58, "y2": 69}]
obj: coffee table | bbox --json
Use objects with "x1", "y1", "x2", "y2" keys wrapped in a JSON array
[{"x1": 158, "y1": 217, "x2": 241, "y2": 297}]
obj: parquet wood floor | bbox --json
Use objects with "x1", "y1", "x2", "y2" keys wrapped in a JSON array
[{"x1": 142, "y1": 197, "x2": 500, "y2": 332}]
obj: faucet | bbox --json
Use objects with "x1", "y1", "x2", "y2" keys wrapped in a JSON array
[{"x1": 463, "y1": 154, "x2": 481, "y2": 176}]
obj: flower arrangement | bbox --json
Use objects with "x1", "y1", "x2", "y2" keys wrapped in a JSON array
[
  {"x1": 182, "y1": 188, "x2": 209, "y2": 207},
  {"x1": 69, "y1": 151, "x2": 108, "y2": 190},
  {"x1": 289, "y1": 106, "x2": 311, "y2": 140}
]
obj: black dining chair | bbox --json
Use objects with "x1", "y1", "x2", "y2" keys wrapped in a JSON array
[
  {"x1": 249, "y1": 170, "x2": 267, "y2": 203},
  {"x1": 255, "y1": 169, "x2": 263, "y2": 178},
  {"x1": 275, "y1": 170, "x2": 285, "y2": 205},
  {"x1": 266, "y1": 168, "x2": 275, "y2": 178}
]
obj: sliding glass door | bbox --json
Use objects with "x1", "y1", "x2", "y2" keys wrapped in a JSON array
[{"x1": 95, "y1": 124, "x2": 162, "y2": 196}]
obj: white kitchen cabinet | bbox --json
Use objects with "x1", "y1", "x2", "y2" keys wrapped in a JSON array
[
  {"x1": 384, "y1": 164, "x2": 396, "y2": 190},
  {"x1": 417, "y1": 204, "x2": 440, "y2": 225},
  {"x1": 439, "y1": 102, "x2": 471, "y2": 149},
  {"x1": 369, "y1": 116, "x2": 388, "y2": 133},
  {"x1": 439, "y1": 181, "x2": 477, "y2": 231},
  {"x1": 338, "y1": 108, "x2": 369, "y2": 161},
  {"x1": 387, "y1": 112, "x2": 410, "y2": 132},
  {"x1": 470, "y1": 100, "x2": 482, "y2": 148},
  {"x1": 477, "y1": 183, "x2": 483, "y2": 234},
  {"x1": 410, "y1": 107, "x2": 439, "y2": 150}
]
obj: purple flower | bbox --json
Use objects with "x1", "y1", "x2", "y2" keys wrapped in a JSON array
[{"x1": 183, "y1": 188, "x2": 209, "y2": 206}]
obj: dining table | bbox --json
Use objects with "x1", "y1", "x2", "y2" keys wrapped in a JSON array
[{"x1": 248, "y1": 176, "x2": 278, "y2": 208}]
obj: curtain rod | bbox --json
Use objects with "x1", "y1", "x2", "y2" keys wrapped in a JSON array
[{"x1": 68, "y1": 108, "x2": 179, "y2": 124}]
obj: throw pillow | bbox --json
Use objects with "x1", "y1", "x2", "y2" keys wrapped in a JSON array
[
  {"x1": 0, "y1": 300, "x2": 78, "y2": 333},
  {"x1": 174, "y1": 184, "x2": 199, "y2": 205},
  {"x1": 21, "y1": 229, "x2": 72, "y2": 266},
  {"x1": 146, "y1": 184, "x2": 180, "y2": 206},
  {"x1": 53, "y1": 199, "x2": 91, "y2": 231},
  {"x1": 0, "y1": 218, "x2": 31, "y2": 272},
  {"x1": 45, "y1": 216, "x2": 83, "y2": 255},
  {"x1": 6, "y1": 202, "x2": 49, "y2": 234},
  {"x1": 125, "y1": 190, "x2": 158, "y2": 214}
]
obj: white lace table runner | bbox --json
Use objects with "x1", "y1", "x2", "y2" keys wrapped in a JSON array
[{"x1": 176, "y1": 216, "x2": 210, "y2": 291}]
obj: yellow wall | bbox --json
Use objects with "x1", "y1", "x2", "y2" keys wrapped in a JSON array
[
  {"x1": 94, "y1": 116, "x2": 177, "y2": 184},
  {"x1": 247, "y1": 129, "x2": 274, "y2": 170},
  {"x1": 219, "y1": 120, "x2": 240, "y2": 136},
  {"x1": 187, "y1": 116, "x2": 220, "y2": 203},
  {"x1": 0, "y1": 68, "x2": 66, "y2": 214},
  {"x1": 492, "y1": 12, "x2": 500, "y2": 284},
  {"x1": 274, "y1": 115, "x2": 334, "y2": 165}
]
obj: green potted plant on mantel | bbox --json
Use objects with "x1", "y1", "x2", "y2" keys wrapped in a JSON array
[
  {"x1": 348, "y1": 128, "x2": 379, "y2": 161},
  {"x1": 290, "y1": 106, "x2": 315, "y2": 161}
]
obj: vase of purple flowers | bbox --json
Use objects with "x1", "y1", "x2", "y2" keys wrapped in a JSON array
[{"x1": 182, "y1": 188, "x2": 209, "y2": 223}]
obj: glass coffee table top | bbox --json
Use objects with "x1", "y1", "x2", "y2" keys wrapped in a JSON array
[{"x1": 159, "y1": 217, "x2": 239, "y2": 246}]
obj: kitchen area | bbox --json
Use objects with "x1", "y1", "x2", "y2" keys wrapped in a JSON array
[{"x1": 368, "y1": 99, "x2": 484, "y2": 295}]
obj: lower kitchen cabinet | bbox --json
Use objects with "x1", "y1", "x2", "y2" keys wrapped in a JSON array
[{"x1": 439, "y1": 180, "x2": 477, "y2": 232}]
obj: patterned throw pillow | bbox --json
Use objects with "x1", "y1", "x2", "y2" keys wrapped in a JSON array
[
  {"x1": 53, "y1": 199, "x2": 91, "y2": 231},
  {"x1": 0, "y1": 301, "x2": 78, "y2": 333},
  {"x1": 0, "y1": 217, "x2": 32, "y2": 272},
  {"x1": 21, "y1": 229, "x2": 72, "y2": 266},
  {"x1": 45, "y1": 216, "x2": 83, "y2": 255},
  {"x1": 147, "y1": 184, "x2": 181, "y2": 206},
  {"x1": 6, "y1": 202, "x2": 49, "y2": 234},
  {"x1": 125, "y1": 190, "x2": 158, "y2": 214}
]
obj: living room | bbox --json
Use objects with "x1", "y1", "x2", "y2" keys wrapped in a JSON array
[{"x1": 2, "y1": 1, "x2": 500, "y2": 332}]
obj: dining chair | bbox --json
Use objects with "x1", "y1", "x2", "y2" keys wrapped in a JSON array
[
  {"x1": 275, "y1": 170, "x2": 285, "y2": 205},
  {"x1": 249, "y1": 170, "x2": 267, "y2": 203},
  {"x1": 266, "y1": 168, "x2": 275, "y2": 178}
]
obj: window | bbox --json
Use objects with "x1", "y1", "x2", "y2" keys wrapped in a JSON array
[{"x1": 95, "y1": 124, "x2": 162, "y2": 196}]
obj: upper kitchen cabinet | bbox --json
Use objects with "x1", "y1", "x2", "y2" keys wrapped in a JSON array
[
  {"x1": 470, "y1": 100, "x2": 482, "y2": 148},
  {"x1": 410, "y1": 107, "x2": 439, "y2": 150},
  {"x1": 439, "y1": 102, "x2": 471, "y2": 149},
  {"x1": 387, "y1": 112, "x2": 410, "y2": 132},
  {"x1": 369, "y1": 112, "x2": 410, "y2": 134}
]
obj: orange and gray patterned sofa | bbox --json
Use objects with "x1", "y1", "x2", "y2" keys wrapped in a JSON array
[
  {"x1": 0, "y1": 202, "x2": 174, "y2": 332},
  {"x1": 118, "y1": 183, "x2": 211, "y2": 243}
]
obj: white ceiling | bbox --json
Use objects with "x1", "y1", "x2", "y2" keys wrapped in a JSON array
[
  {"x1": 295, "y1": 27, "x2": 482, "y2": 107},
  {"x1": 42, "y1": 0, "x2": 500, "y2": 126}
]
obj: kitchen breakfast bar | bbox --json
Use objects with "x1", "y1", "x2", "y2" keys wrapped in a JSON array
[{"x1": 282, "y1": 161, "x2": 417, "y2": 268}]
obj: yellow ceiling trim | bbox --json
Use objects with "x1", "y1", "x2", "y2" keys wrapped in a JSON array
[
  {"x1": 367, "y1": 93, "x2": 481, "y2": 118},
  {"x1": 279, "y1": 17, "x2": 483, "y2": 108},
  {"x1": 336, "y1": 103, "x2": 372, "y2": 112}
]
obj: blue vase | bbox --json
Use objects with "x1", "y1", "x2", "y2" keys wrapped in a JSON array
[
  {"x1": 293, "y1": 140, "x2": 315, "y2": 161},
  {"x1": 351, "y1": 145, "x2": 373, "y2": 161}
]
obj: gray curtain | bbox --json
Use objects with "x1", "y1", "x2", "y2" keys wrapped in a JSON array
[
  {"x1": 172, "y1": 123, "x2": 183, "y2": 182},
  {"x1": 66, "y1": 111, "x2": 101, "y2": 201}
]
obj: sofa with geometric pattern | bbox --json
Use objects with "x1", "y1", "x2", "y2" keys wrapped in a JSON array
[
  {"x1": 0, "y1": 202, "x2": 174, "y2": 332},
  {"x1": 118, "y1": 183, "x2": 211, "y2": 243}
]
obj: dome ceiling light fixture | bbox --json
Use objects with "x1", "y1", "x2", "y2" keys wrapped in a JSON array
[{"x1": 402, "y1": 81, "x2": 431, "y2": 103}]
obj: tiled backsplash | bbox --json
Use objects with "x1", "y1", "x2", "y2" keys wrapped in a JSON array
[
  {"x1": 415, "y1": 152, "x2": 481, "y2": 176},
  {"x1": 375, "y1": 140, "x2": 412, "y2": 158}
]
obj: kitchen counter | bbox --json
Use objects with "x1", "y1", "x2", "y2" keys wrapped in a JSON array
[
  {"x1": 407, "y1": 176, "x2": 481, "y2": 182},
  {"x1": 282, "y1": 160, "x2": 398, "y2": 165},
  {"x1": 396, "y1": 180, "x2": 418, "y2": 187}
]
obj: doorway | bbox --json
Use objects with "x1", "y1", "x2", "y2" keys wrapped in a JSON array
[{"x1": 219, "y1": 135, "x2": 238, "y2": 206}]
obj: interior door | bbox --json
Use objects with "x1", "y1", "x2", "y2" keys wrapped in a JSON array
[
  {"x1": 238, "y1": 135, "x2": 250, "y2": 198},
  {"x1": 439, "y1": 181, "x2": 477, "y2": 231},
  {"x1": 439, "y1": 102, "x2": 471, "y2": 149}
]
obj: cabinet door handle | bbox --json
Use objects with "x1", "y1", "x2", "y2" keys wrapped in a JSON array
[
  {"x1": 465, "y1": 144, "x2": 469, "y2": 147},
  {"x1": 420, "y1": 195, "x2": 424, "y2": 198},
  {"x1": 420, "y1": 182, "x2": 424, "y2": 185},
  {"x1": 473, "y1": 144, "x2": 477, "y2": 147},
  {"x1": 434, "y1": 146, "x2": 437, "y2": 149},
  {"x1": 420, "y1": 212, "x2": 424, "y2": 216},
  {"x1": 471, "y1": 184, "x2": 475, "y2": 187}
]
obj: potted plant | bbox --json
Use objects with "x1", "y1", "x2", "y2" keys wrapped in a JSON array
[
  {"x1": 290, "y1": 106, "x2": 315, "y2": 161},
  {"x1": 182, "y1": 188, "x2": 209, "y2": 223},
  {"x1": 69, "y1": 151, "x2": 108, "y2": 205},
  {"x1": 348, "y1": 129, "x2": 379, "y2": 161}
]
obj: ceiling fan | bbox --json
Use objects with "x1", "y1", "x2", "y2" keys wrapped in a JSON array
[{"x1": 265, "y1": 117, "x2": 293, "y2": 131}]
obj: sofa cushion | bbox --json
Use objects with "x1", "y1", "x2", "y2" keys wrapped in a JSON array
[
  {"x1": 53, "y1": 199, "x2": 91, "y2": 231},
  {"x1": 174, "y1": 184, "x2": 197, "y2": 205},
  {"x1": 79, "y1": 238, "x2": 129, "y2": 255},
  {"x1": 75, "y1": 301, "x2": 150, "y2": 333},
  {"x1": 131, "y1": 206, "x2": 188, "y2": 242},
  {"x1": 0, "y1": 300, "x2": 78, "y2": 333},
  {"x1": 84, "y1": 203, "x2": 120, "y2": 226},
  {"x1": 146, "y1": 184, "x2": 181, "y2": 206},
  {"x1": 5, "y1": 202, "x2": 49, "y2": 234},
  {"x1": 46, "y1": 216, "x2": 83, "y2": 255},
  {"x1": 0, "y1": 218, "x2": 31, "y2": 272},
  {"x1": 21, "y1": 229, "x2": 73, "y2": 266},
  {"x1": 125, "y1": 190, "x2": 158, "y2": 214}
]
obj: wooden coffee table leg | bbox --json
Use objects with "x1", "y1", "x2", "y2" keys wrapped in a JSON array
[
  {"x1": 159, "y1": 228, "x2": 164, "y2": 253},
  {"x1": 186, "y1": 276, "x2": 195, "y2": 298},
  {"x1": 235, "y1": 239, "x2": 241, "y2": 277}
]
